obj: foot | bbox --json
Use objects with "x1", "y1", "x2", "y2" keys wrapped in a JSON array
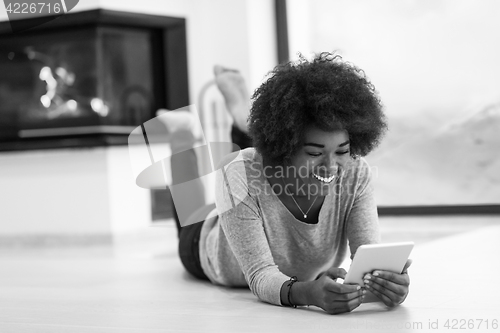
[
  {"x1": 156, "y1": 109, "x2": 203, "y2": 138},
  {"x1": 155, "y1": 109, "x2": 204, "y2": 153},
  {"x1": 213, "y1": 65, "x2": 250, "y2": 133}
]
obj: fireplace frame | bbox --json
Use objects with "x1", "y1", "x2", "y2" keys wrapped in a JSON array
[{"x1": 0, "y1": 9, "x2": 189, "y2": 151}]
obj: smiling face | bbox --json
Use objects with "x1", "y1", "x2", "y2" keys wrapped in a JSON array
[{"x1": 285, "y1": 125, "x2": 352, "y2": 195}]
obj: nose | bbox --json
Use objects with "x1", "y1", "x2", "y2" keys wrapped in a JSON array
[{"x1": 318, "y1": 153, "x2": 339, "y2": 176}]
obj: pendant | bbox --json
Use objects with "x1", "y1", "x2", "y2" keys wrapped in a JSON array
[{"x1": 304, "y1": 214, "x2": 307, "y2": 219}]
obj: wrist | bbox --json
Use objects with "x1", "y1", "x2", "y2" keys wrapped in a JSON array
[
  {"x1": 290, "y1": 281, "x2": 313, "y2": 306},
  {"x1": 280, "y1": 279, "x2": 313, "y2": 307}
]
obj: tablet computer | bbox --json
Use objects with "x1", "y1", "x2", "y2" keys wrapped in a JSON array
[{"x1": 344, "y1": 242, "x2": 414, "y2": 303}]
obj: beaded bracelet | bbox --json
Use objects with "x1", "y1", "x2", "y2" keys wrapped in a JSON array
[{"x1": 287, "y1": 276, "x2": 298, "y2": 308}]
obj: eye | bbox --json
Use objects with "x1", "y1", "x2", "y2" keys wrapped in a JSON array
[{"x1": 308, "y1": 150, "x2": 350, "y2": 157}]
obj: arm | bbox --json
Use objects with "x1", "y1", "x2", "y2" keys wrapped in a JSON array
[
  {"x1": 215, "y1": 158, "x2": 364, "y2": 310},
  {"x1": 280, "y1": 267, "x2": 365, "y2": 314},
  {"x1": 345, "y1": 159, "x2": 411, "y2": 306},
  {"x1": 345, "y1": 159, "x2": 381, "y2": 256},
  {"x1": 215, "y1": 158, "x2": 290, "y2": 305}
]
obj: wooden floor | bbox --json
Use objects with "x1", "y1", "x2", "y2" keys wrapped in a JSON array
[{"x1": 1, "y1": 216, "x2": 499, "y2": 333}]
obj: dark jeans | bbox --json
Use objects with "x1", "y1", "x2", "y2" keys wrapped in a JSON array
[
  {"x1": 176, "y1": 126, "x2": 252, "y2": 280},
  {"x1": 178, "y1": 203, "x2": 216, "y2": 281}
]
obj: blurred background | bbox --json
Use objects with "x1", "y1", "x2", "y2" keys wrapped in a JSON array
[
  {"x1": 287, "y1": 0, "x2": 500, "y2": 207},
  {"x1": 0, "y1": 0, "x2": 498, "y2": 255}
]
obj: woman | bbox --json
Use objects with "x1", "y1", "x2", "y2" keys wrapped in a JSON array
[{"x1": 174, "y1": 52, "x2": 411, "y2": 315}]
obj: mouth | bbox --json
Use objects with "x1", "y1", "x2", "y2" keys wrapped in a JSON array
[{"x1": 312, "y1": 172, "x2": 336, "y2": 184}]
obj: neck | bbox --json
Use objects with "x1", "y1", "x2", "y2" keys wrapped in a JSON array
[{"x1": 262, "y1": 157, "x2": 324, "y2": 197}]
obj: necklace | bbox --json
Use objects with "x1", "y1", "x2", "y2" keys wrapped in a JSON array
[{"x1": 280, "y1": 176, "x2": 319, "y2": 219}]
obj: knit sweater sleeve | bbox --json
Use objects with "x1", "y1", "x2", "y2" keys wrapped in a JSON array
[
  {"x1": 346, "y1": 158, "x2": 381, "y2": 259},
  {"x1": 214, "y1": 155, "x2": 290, "y2": 306}
]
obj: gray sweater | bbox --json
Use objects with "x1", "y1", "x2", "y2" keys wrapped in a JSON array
[{"x1": 199, "y1": 148, "x2": 380, "y2": 306}]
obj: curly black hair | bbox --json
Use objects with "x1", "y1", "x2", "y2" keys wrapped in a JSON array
[{"x1": 248, "y1": 52, "x2": 387, "y2": 165}]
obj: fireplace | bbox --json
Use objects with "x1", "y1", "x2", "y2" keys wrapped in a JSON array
[{"x1": 0, "y1": 9, "x2": 189, "y2": 151}]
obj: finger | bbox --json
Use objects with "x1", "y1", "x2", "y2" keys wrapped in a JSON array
[
  {"x1": 365, "y1": 274, "x2": 408, "y2": 295},
  {"x1": 324, "y1": 267, "x2": 347, "y2": 280},
  {"x1": 366, "y1": 278, "x2": 408, "y2": 306},
  {"x1": 331, "y1": 295, "x2": 364, "y2": 312},
  {"x1": 330, "y1": 308, "x2": 347, "y2": 315},
  {"x1": 366, "y1": 279, "x2": 399, "y2": 299},
  {"x1": 326, "y1": 280, "x2": 361, "y2": 294},
  {"x1": 402, "y1": 259, "x2": 413, "y2": 274},
  {"x1": 366, "y1": 286, "x2": 395, "y2": 307},
  {"x1": 326, "y1": 289, "x2": 364, "y2": 301},
  {"x1": 370, "y1": 260, "x2": 412, "y2": 279},
  {"x1": 368, "y1": 270, "x2": 409, "y2": 286}
]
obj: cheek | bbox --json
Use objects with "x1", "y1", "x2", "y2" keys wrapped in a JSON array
[
  {"x1": 308, "y1": 159, "x2": 322, "y2": 170},
  {"x1": 291, "y1": 158, "x2": 316, "y2": 177}
]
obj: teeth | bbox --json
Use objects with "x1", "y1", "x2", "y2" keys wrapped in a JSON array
[{"x1": 312, "y1": 172, "x2": 336, "y2": 183}]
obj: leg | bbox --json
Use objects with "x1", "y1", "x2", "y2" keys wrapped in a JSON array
[
  {"x1": 214, "y1": 65, "x2": 252, "y2": 138},
  {"x1": 178, "y1": 221, "x2": 208, "y2": 280},
  {"x1": 168, "y1": 69, "x2": 252, "y2": 279},
  {"x1": 178, "y1": 203, "x2": 216, "y2": 281},
  {"x1": 156, "y1": 110, "x2": 206, "y2": 236},
  {"x1": 170, "y1": 147, "x2": 205, "y2": 236},
  {"x1": 164, "y1": 67, "x2": 253, "y2": 235}
]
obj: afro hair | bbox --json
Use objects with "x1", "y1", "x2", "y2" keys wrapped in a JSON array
[{"x1": 248, "y1": 52, "x2": 387, "y2": 165}]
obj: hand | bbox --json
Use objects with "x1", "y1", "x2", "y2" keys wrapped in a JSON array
[
  {"x1": 363, "y1": 259, "x2": 412, "y2": 307},
  {"x1": 310, "y1": 267, "x2": 365, "y2": 315}
]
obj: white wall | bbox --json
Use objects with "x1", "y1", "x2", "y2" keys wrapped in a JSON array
[
  {"x1": 96, "y1": 0, "x2": 277, "y2": 107},
  {"x1": 0, "y1": 148, "x2": 111, "y2": 235}
]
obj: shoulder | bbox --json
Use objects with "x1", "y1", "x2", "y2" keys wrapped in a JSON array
[
  {"x1": 216, "y1": 148, "x2": 257, "y2": 168},
  {"x1": 342, "y1": 157, "x2": 374, "y2": 193},
  {"x1": 344, "y1": 157, "x2": 372, "y2": 178},
  {"x1": 216, "y1": 148, "x2": 261, "y2": 178},
  {"x1": 352, "y1": 157, "x2": 372, "y2": 176},
  {"x1": 215, "y1": 148, "x2": 263, "y2": 215},
  {"x1": 215, "y1": 148, "x2": 264, "y2": 194}
]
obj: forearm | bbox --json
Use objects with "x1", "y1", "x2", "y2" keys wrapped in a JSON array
[{"x1": 280, "y1": 280, "x2": 314, "y2": 307}]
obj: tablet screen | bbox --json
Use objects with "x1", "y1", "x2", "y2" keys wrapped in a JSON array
[{"x1": 344, "y1": 242, "x2": 414, "y2": 303}]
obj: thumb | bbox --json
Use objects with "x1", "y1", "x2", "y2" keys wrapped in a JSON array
[
  {"x1": 402, "y1": 259, "x2": 413, "y2": 274},
  {"x1": 323, "y1": 267, "x2": 347, "y2": 280}
]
